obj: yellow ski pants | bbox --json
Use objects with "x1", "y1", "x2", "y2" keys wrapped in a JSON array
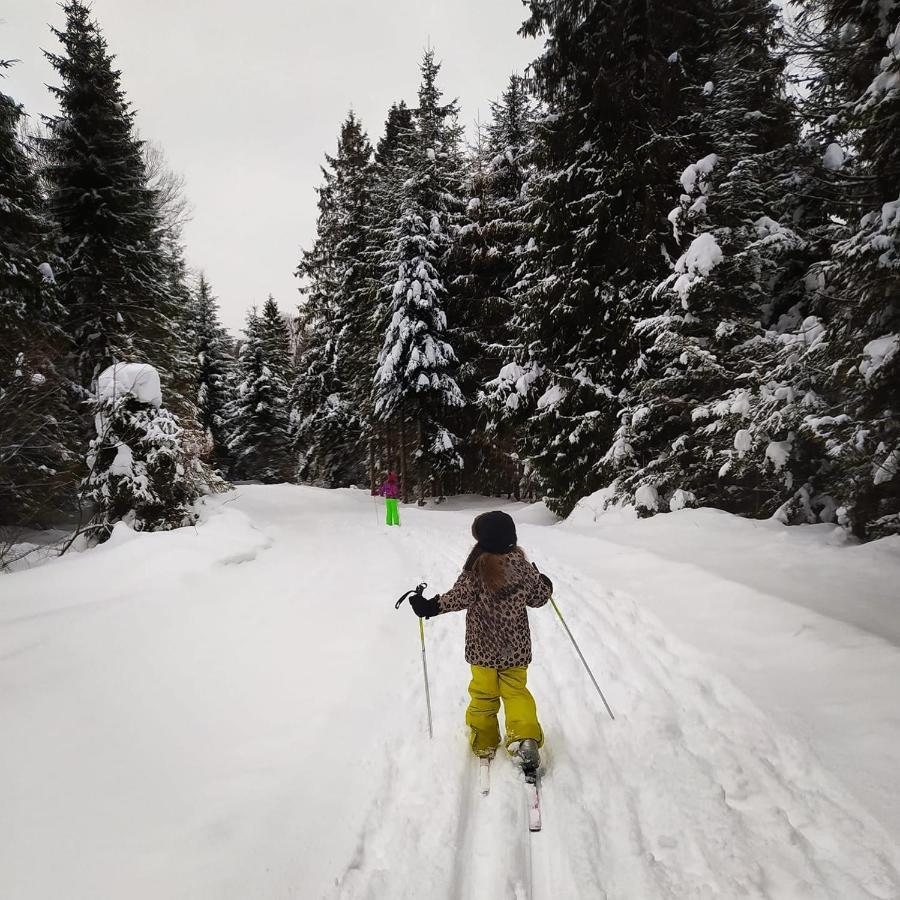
[{"x1": 466, "y1": 665, "x2": 543, "y2": 758}]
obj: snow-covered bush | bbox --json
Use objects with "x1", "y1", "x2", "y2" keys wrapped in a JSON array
[{"x1": 84, "y1": 363, "x2": 207, "y2": 535}]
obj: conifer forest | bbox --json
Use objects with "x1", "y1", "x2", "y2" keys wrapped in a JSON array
[{"x1": 2, "y1": 0, "x2": 899, "y2": 548}]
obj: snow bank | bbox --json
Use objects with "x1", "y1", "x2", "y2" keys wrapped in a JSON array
[
  {"x1": 512, "y1": 499, "x2": 559, "y2": 526},
  {"x1": 564, "y1": 488, "x2": 900, "y2": 646},
  {"x1": 556, "y1": 491, "x2": 900, "y2": 835},
  {"x1": 565, "y1": 486, "x2": 620, "y2": 526}
]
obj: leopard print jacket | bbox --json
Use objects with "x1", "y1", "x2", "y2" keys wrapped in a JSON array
[{"x1": 437, "y1": 548, "x2": 552, "y2": 669}]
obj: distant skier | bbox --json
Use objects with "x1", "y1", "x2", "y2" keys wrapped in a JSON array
[
  {"x1": 379, "y1": 471, "x2": 401, "y2": 526},
  {"x1": 407, "y1": 510, "x2": 552, "y2": 770}
]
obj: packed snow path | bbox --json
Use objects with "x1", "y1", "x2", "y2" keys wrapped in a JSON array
[{"x1": 2, "y1": 486, "x2": 899, "y2": 899}]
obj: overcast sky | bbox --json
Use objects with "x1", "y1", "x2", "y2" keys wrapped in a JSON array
[{"x1": 3, "y1": 1, "x2": 541, "y2": 333}]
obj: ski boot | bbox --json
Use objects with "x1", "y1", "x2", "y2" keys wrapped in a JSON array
[{"x1": 514, "y1": 739, "x2": 540, "y2": 778}]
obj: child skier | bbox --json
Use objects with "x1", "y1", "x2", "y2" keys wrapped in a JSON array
[
  {"x1": 408, "y1": 510, "x2": 552, "y2": 769},
  {"x1": 379, "y1": 471, "x2": 401, "y2": 526}
]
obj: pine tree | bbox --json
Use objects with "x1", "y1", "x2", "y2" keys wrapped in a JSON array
[
  {"x1": 226, "y1": 308, "x2": 292, "y2": 482},
  {"x1": 289, "y1": 314, "x2": 366, "y2": 486},
  {"x1": 376, "y1": 102, "x2": 413, "y2": 166},
  {"x1": 601, "y1": 0, "x2": 821, "y2": 519},
  {"x1": 458, "y1": 75, "x2": 539, "y2": 495},
  {"x1": 0, "y1": 63, "x2": 77, "y2": 526},
  {"x1": 788, "y1": 1, "x2": 900, "y2": 536},
  {"x1": 160, "y1": 238, "x2": 204, "y2": 416},
  {"x1": 291, "y1": 112, "x2": 375, "y2": 486},
  {"x1": 189, "y1": 274, "x2": 234, "y2": 471},
  {"x1": 41, "y1": 1, "x2": 179, "y2": 391},
  {"x1": 259, "y1": 295, "x2": 293, "y2": 384},
  {"x1": 372, "y1": 51, "x2": 466, "y2": 501},
  {"x1": 489, "y1": 0, "x2": 719, "y2": 515},
  {"x1": 364, "y1": 101, "x2": 416, "y2": 488}
]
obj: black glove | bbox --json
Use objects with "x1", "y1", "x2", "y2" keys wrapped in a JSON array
[
  {"x1": 410, "y1": 592, "x2": 440, "y2": 618},
  {"x1": 533, "y1": 562, "x2": 553, "y2": 594}
]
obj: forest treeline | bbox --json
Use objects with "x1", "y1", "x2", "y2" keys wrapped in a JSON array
[{"x1": 2, "y1": 0, "x2": 898, "y2": 545}]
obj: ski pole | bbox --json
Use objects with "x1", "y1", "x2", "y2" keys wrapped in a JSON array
[
  {"x1": 549, "y1": 596, "x2": 615, "y2": 721},
  {"x1": 418, "y1": 616, "x2": 434, "y2": 739},
  {"x1": 395, "y1": 583, "x2": 434, "y2": 738}
]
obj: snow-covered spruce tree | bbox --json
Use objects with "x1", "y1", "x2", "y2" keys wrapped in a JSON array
[
  {"x1": 291, "y1": 112, "x2": 375, "y2": 487},
  {"x1": 601, "y1": 0, "x2": 823, "y2": 519},
  {"x1": 0, "y1": 66, "x2": 78, "y2": 525},
  {"x1": 41, "y1": 1, "x2": 179, "y2": 392},
  {"x1": 376, "y1": 102, "x2": 414, "y2": 172},
  {"x1": 259, "y1": 295, "x2": 293, "y2": 384},
  {"x1": 787, "y1": 1, "x2": 900, "y2": 537},
  {"x1": 372, "y1": 52, "x2": 466, "y2": 502},
  {"x1": 455, "y1": 75, "x2": 539, "y2": 495},
  {"x1": 84, "y1": 363, "x2": 203, "y2": 535},
  {"x1": 479, "y1": 74, "x2": 539, "y2": 342},
  {"x1": 487, "y1": 0, "x2": 718, "y2": 515},
  {"x1": 416, "y1": 53, "x2": 470, "y2": 497},
  {"x1": 327, "y1": 116, "x2": 380, "y2": 486},
  {"x1": 226, "y1": 308, "x2": 293, "y2": 482},
  {"x1": 188, "y1": 274, "x2": 234, "y2": 472},
  {"x1": 289, "y1": 312, "x2": 363, "y2": 487},
  {"x1": 365, "y1": 101, "x2": 416, "y2": 486}
]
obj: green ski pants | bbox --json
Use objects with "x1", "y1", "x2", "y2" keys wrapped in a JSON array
[{"x1": 385, "y1": 498, "x2": 400, "y2": 526}]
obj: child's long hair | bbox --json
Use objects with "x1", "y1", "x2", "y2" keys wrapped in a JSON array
[
  {"x1": 466, "y1": 515, "x2": 526, "y2": 592},
  {"x1": 474, "y1": 550, "x2": 524, "y2": 592}
]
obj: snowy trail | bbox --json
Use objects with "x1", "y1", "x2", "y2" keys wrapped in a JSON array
[
  {"x1": 329, "y1": 495, "x2": 900, "y2": 900},
  {"x1": 3, "y1": 486, "x2": 900, "y2": 899},
  {"x1": 530, "y1": 571, "x2": 899, "y2": 899}
]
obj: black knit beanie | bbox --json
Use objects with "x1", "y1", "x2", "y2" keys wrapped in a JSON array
[{"x1": 472, "y1": 511, "x2": 518, "y2": 554}]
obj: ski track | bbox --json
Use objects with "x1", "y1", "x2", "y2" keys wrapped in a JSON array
[
  {"x1": 332, "y1": 500, "x2": 900, "y2": 900},
  {"x1": 5, "y1": 487, "x2": 900, "y2": 900}
]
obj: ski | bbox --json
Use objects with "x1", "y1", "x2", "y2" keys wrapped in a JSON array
[
  {"x1": 479, "y1": 757, "x2": 491, "y2": 796},
  {"x1": 525, "y1": 770, "x2": 542, "y2": 832}
]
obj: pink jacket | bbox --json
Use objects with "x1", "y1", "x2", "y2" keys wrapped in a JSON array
[{"x1": 380, "y1": 480, "x2": 400, "y2": 499}]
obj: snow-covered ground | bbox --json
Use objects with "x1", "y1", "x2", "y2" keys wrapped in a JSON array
[{"x1": 2, "y1": 486, "x2": 899, "y2": 899}]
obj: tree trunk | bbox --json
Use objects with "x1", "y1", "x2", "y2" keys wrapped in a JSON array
[
  {"x1": 417, "y1": 417, "x2": 427, "y2": 506},
  {"x1": 399, "y1": 415, "x2": 409, "y2": 504}
]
